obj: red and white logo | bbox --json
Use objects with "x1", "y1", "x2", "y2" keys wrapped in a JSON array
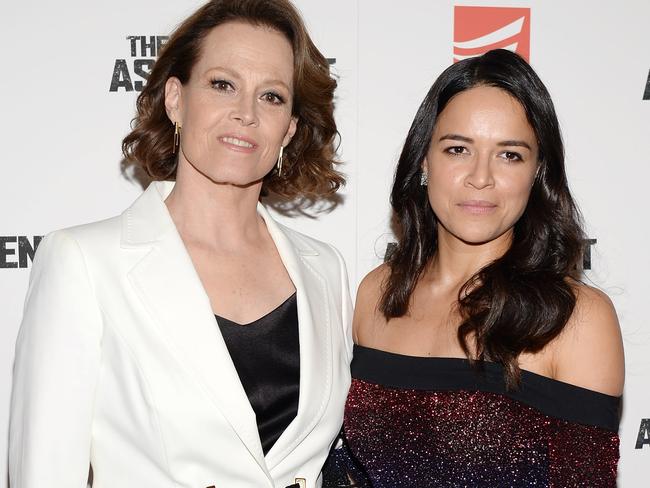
[{"x1": 453, "y1": 6, "x2": 531, "y2": 63}]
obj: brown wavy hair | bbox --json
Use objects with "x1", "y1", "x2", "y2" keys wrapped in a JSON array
[
  {"x1": 122, "y1": 0, "x2": 343, "y2": 199},
  {"x1": 381, "y1": 50, "x2": 586, "y2": 388}
]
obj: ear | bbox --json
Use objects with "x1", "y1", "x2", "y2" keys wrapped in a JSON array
[
  {"x1": 281, "y1": 116, "x2": 298, "y2": 147},
  {"x1": 164, "y1": 77, "x2": 183, "y2": 123}
]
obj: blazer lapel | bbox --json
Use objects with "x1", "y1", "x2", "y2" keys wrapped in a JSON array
[
  {"x1": 258, "y1": 206, "x2": 333, "y2": 469},
  {"x1": 122, "y1": 182, "x2": 268, "y2": 473}
]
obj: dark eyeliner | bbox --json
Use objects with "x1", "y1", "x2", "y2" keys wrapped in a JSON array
[
  {"x1": 210, "y1": 78, "x2": 232, "y2": 90},
  {"x1": 444, "y1": 146, "x2": 467, "y2": 155},
  {"x1": 505, "y1": 151, "x2": 523, "y2": 162},
  {"x1": 266, "y1": 91, "x2": 285, "y2": 104}
]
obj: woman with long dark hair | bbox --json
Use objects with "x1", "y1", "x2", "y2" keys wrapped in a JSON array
[{"x1": 325, "y1": 49, "x2": 623, "y2": 487}]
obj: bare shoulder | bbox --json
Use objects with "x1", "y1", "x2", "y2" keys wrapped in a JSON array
[
  {"x1": 352, "y1": 264, "x2": 390, "y2": 345},
  {"x1": 553, "y1": 283, "x2": 624, "y2": 396}
]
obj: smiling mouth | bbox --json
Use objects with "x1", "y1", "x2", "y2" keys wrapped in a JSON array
[{"x1": 220, "y1": 136, "x2": 255, "y2": 149}]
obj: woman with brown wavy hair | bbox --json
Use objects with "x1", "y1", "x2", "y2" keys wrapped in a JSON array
[
  {"x1": 9, "y1": 1, "x2": 351, "y2": 487},
  {"x1": 325, "y1": 49, "x2": 624, "y2": 487}
]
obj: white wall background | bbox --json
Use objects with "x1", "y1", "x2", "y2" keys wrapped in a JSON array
[{"x1": 1, "y1": 0, "x2": 648, "y2": 485}]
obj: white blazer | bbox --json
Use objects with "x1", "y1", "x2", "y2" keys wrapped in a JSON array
[{"x1": 9, "y1": 181, "x2": 353, "y2": 488}]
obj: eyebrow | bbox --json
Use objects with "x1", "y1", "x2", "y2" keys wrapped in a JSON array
[
  {"x1": 439, "y1": 134, "x2": 473, "y2": 143},
  {"x1": 206, "y1": 65, "x2": 292, "y2": 92},
  {"x1": 438, "y1": 133, "x2": 532, "y2": 150},
  {"x1": 497, "y1": 140, "x2": 532, "y2": 150}
]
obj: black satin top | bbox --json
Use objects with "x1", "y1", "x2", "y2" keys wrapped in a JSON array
[{"x1": 216, "y1": 293, "x2": 300, "y2": 455}]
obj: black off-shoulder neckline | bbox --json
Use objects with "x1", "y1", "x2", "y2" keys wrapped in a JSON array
[{"x1": 351, "y1": 344, "x2": 621, "y2": 432}]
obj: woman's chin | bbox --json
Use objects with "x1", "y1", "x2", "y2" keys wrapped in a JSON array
[
  {"x1": 441, "y1": 226, "x2": 511, "y2": 247},
  {"x1": 191, "y1": 166, "x2": 269, "y2": 189}
]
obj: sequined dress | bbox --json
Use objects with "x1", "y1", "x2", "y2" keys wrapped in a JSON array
[{"x1": 323, "y1": 345, "x2": 621, "y2": 488}]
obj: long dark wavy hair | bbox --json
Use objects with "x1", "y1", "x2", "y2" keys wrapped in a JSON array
[{"x1": 380, "y1": 49, "x2": 586, "y2": 388}]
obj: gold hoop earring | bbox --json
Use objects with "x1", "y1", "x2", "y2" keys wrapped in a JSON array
[
  {"x1": 277, "y1": 145, "x2": 284, "y2": 176},
  {"x1": 173, "y1": 122, "x2": 182, "y2": 154}
]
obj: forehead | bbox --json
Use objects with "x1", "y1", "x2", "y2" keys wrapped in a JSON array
[
  {"x1": 194, "y1": 21, "x2": 294, "y2": 83},
  {"x1": 435, "y1": 86, "x2": 535, "y2": 140}
]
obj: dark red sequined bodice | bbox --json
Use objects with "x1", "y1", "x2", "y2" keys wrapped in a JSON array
[{"x1": 324, "y1": 345, "x2": 620, "y2": 488}]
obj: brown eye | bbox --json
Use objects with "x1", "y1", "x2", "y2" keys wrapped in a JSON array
[
  {"x1": 210, "y1": 79, "x2": 233, "y2": 91},
  {"x1": 446, "y1": 146, "x2": 468, "y2": 156},
  {"x1": 262, "y1": 92, "x2": 285, "y2": 105},
  {"x1": 503, "y1": 151, "x2": 523, "y2": 162}
]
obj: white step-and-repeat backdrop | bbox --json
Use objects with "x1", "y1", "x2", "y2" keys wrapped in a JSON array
[{"x1": 1, "y1": 0, "x2": 648, "y2": 485}]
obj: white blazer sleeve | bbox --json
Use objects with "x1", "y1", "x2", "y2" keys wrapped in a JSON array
[{"x1": 9, "y1": 231, "x2": 103, "y2": 487}]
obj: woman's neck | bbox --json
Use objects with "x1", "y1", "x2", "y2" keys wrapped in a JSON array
[{"x1": 164, "y1": 161, "x2": 266, "y2": 252}]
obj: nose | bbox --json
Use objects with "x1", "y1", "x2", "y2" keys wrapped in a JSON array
[
  {"x1": 230, "y1": 95, "x2": 259, "y2": 127},
  {"x1": 465, "y1": 153, "x2": 495, "y2": 190}
]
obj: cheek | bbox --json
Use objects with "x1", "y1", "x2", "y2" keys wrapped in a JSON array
[
  {"x1": 184, "y1": 97, "x2": 222, "y2": 129},
  {"x1": 502, "y1": 173, "x2": 535, "y2": 216},
  {"x1": 427, "y1": 165, "x2": 461, "y2": 210},
  {"x1": 182, "y1": 100, "x2": 229, "y2": 154},
  {"x1": 268, "y1": 110, "x2": 294, "y2": 138},
  {"x1": 259, "y1": 114, "x2": 293, "y2": 160},
  {"x1": 426, "y1": 185, "x2": 453, "y2": 223}
]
